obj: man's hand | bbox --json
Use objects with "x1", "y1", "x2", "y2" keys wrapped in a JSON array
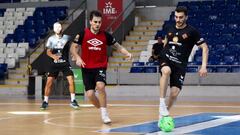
[
  {"x1": 76, "y1": 58, "x2": 86, "y2": 68},
  {"x1": 125, "y1": 53, "x2": 132, "y2": 61},
  {"x1": 198, "y1": 66, "x2": 207, "y2": 77},
  {"x1": 52, "y1": 55, "x2": 61, "y2": 61}
]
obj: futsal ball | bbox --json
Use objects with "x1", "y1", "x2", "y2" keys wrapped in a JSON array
[{"x1": 158, "y1": 116, "x2": 175, "y2": 132}]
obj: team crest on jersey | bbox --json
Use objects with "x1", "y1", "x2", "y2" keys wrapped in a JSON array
[
  {"x1": 87, "y1": 38, "x2": 103, "y2": 46},
  {"x1": 182, "y1": 33, "x2": 188, "y2": 39},
  {"x1": 99, "y1": 70, "x2": 106, "y2": 78},
  {"x1": 173, "y1": 36, "x2": 178, "y2": 43},
  {"x1": 179, "y1": 75, "x2": 184, "y2": 84}
]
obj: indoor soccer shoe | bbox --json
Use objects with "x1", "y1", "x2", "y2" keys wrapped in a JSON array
[
  {"x1": 101, "y1": 111, "x2": 111, "y2": 124},
  {"x1": 40, "y1": 101, "x2": 48, "y2": 110},
  {"x1": 70, "y1": 100, "x2": 80, "y2": 109},
  {"x1": 160, "y1": 105, "x2": 169, "y2": 116},
  {"x1": 102, "y1": 114, "x2": 111, "y2": 124}
]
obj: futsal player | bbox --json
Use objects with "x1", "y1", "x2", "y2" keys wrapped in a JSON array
[
  {"x1": 158, "y1": 6, "x2": 209, "y2": 124},
  {"x1": 70, "y1": 10, "x2": 132, "y2": 124},
  {"x1": 40, "y1": 22, "x2": 79, "y2": 110}
]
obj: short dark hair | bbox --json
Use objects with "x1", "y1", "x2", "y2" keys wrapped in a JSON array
[
  {"x1": 89, "y1": 10, "x2": 102, "y2": 20},
  {"x1": 175, "y1": 6, "x2": 188, "y2": 16}
]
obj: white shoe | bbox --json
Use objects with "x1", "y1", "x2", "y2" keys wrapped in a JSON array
[
  {"x1": 102, "y1": 115, "x2": 111, "y2": 124},
  {"x1": 160, "y1": 105, "x2": 169, "y2": 117},
  {"x1": 100, "y1": 107, "x2": 112, "y2": 124}
]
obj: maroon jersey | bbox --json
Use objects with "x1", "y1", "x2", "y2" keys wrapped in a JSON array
[{"x1": 73, "y1": 28, "x2": 116, "y2": 68}]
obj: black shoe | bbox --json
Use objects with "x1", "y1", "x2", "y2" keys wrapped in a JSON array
[
  {"x1": 40, "y1": 101, "x2": 48, "y2": 110},
  {"x1": 70, "y1": 100, "x2": 79, "y2": 109}
]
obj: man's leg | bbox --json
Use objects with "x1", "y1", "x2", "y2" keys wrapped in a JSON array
[
  {"x1": 86, "y1": 89, "x2": 100, "y2": 108},
  {"x1": 82, "y1": 68, "x2": 101, "y2": 108},
  {"x1": 167, "y1": 67, "x2": 185, "y2": 110},
  {"x1": 66, "y1": 75, "x2": 79, "y2": 109},
  {"x1": 44, "y1": 77, "x2": 54, "y2": 97},
  {"x1": 41, "y1": 77, "x2": 54, "y2": 110},
  {"x1": 96, "y1": 81, "x2": 111, "y2": 124},
  {"x1": 43, "y1": 77, "x2": 54, "y2": 102},
  {"x1": 159, "y1": 66, "x2": 171, "y2": 118},
  {"x1": 96, "y1": 82, "x2": 107, "y2": 107},
  {"x1": 66, "y1": 75, "x2": 75, "y2": 94},
  {"x1": 167, "y1": 87, "x2": 180, "y2": 110}
]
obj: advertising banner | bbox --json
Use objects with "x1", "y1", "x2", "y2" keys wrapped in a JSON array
[
  {"x1": 72, "y1": 68, "x2": 84, "y2": 95},
  {"x1": 98, "y1": 0, "x2": 123, "y2": 31}
]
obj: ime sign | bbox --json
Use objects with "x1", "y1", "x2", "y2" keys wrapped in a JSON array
[
  {"x1": 103, "y1": 2, "x2": 117, "y2": 14},
  {"x1": 98, "y1": 0, "x2": 123, "y2": 31}
]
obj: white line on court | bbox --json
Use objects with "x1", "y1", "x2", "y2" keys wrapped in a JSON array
[
  {"x1": 0, "y1": 117, "x2": 17, "y2": 120},
  {"x1": 8, "y1": 111, "x2": 50, "y2": 115},
  {"x1": 108, "y1": 104, "x2": 240, "y2": 109},
  {"x1": 1, "y1": 102, "x2": 240, "y2": 109},
  {"x1": 0, "y1": 102, "x2": 94, "y2": 107},
  {"x1": 43, "y1": 117, "x2": 101, "y2": 129}
]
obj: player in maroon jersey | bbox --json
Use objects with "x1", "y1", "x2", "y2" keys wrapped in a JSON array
[{"x1": 71, "y1": 10, "x2": 132, "y2": 124}]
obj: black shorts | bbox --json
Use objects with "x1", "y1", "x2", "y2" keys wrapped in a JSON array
[
  {"x1": 82, "y1": 68, "x2": 106, "y2": 91},
  {"x1": 47, "y1": 63, "x2": 73, "y2": 78},
  {"x1": 159, "y1": 59, "x2": 186, "y2": 90}
]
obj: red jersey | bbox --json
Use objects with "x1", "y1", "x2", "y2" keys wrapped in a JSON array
[{"x1": 73, "y1": 28, "x2": 116, "y2": 68}]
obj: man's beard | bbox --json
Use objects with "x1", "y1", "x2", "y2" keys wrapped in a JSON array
[{"x1": 176, "y1": 22, "x2": 183, "y2": 26}]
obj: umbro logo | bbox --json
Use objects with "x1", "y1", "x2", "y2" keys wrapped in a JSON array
[{"x1": 87, "y1": 38, "x2": 103, "y2": 46}]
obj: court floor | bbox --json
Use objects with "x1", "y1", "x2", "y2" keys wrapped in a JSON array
[{"x1": 0, "y1": 86, "x2": 240, "y2": 135}]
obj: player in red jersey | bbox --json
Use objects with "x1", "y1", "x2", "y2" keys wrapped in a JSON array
[{"x1": 71, "y1": 10, "x2": 132, "y2": 124}]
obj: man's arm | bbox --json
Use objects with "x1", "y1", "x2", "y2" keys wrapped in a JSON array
[
  {"x1": 198, "y1": 42, "x2": 209, "y2": 77},
  {"x1": 151, "y1": 43, "x2": 157, "y2": 57},
  {"x1": 45, "y1": 38, "x2": 59, "y2": 60},
  {"x1": 70, "y1": 42, "x2": 79, "y2": 60},
  {"x1": 152, "y1": 48, "x2": 155, "y2": 56},
  {"x1": 70, "y1": 42, "x2": 85, "y2": 67},
  {"x1": 162, "y1": 36, "x2": 168, "y2": 47},
  {"x1": 46, "y1": 48, "x2": 60, "y2": 61},
  {"x1": 111, "y1": 42, "x2": 132, "y2": 60}
]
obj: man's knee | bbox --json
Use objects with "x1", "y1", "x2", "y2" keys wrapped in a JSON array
[
  {"x1": 161, "y1": 66, "x2": 171, "y2": 76},
  {"x1": 96, "y1": 82, "x2": 105, "y2": 91}
]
